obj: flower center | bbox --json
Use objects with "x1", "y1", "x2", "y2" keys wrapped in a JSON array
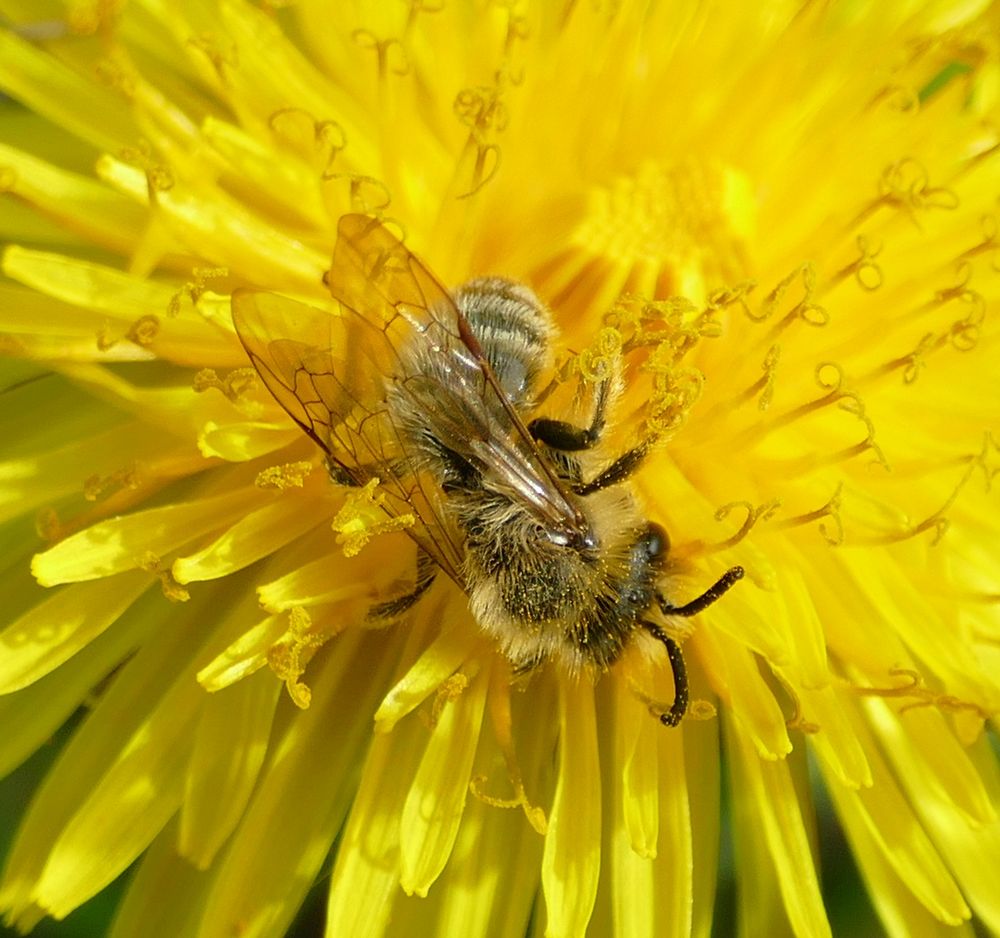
[{"x1": 574, "y1": 159, "x2": 755, "y2": 297}]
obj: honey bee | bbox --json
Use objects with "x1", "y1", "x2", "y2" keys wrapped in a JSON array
[{"x1": 232, "y1": 214, "x2": 743, "y2": 726}]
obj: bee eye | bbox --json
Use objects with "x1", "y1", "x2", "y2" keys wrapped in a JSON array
[{"x1": 643, "y1": 523, "x2": 669, "y2": 562}]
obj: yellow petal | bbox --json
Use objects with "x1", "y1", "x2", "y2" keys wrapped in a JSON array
[
  {"x1": 2, "y1": 247, "x2": 231, "y2": 365},
  {"x1": 421, "y1": 683, "x2": 554, "y2": 938},
  {"x1": 614, "y1": 665, "x2": 659, "y2": 859},
  {"x1": 325, "y1": 626, "x2": 435, "y2": 938},
  {"x1": 178, "y1": 670, "x2": 281, "y2": 869},
  {"x1": 0, "y1": 582, "x2": 157, "y2": 778},
  {"x1": 196, "y1": 614, "x2": 284, "y2": 692},
  {"x1": 652, "y1": 710, "x2": 694, "y2": 938},
  {"x1": 608, "y1": 815, "x2": 656, "y2": 938},
  {"x1": 0, "y1": 589, "x2": 223, "y2": 924},
  {"x1": 696, "y1": 625, "x2": 791, "y2": 760},
  {"x1": 0, "y1": 143, "x2": 142, "y2": 250},
  {"x1": 683, "y1": 669, "x2": 723, "y2": 938},
  {"x1": 107, "y1": 821, "x2": 206, "y2": 938},
  {"x1": 255, "y1": 548, "x2": 381, "y2": 612},
  {"x1": 865, "y1": 694, "x2": 995, "y2": 827},
  {"x1": 542, "y1": 678, "x2": 601, "y2": 938},
  {"x1": 0, "y1": 29, "x2": 131, "y2": 152},
  {"x1": 196, "y1": 419, "x2": 300, "y2": 461},
  {"x1": 826, "y1": 700, "x2": 972, "y2": 927},
  {"x1": 33, "y1": 671, "x2": 202, "y2": 918},
  {"x1": 194, "y1": 631, "x2": 396, "y2": 938},
  {"x1": 915, "y1": 734, "x2": 1000, "y2": 932},
  {"x1": 0, "y1": 419, "x2": 162, "y2": 526},
  {"x1": 173, "y1": 495, "x2": 325, "y2": 584},
  {"x1": 795, "y1": 682, "x2": 873, "y2": 789},
  {"x1": 0, "y1": 572, "x2": 149, "y2": 692},
  {"x1": 32, "y1": 485, "x2": 270, "y2": 586},
  {"x1": 728, "y1": 720, "x2": 831, "y2": 938},
  {"x1": 375, "y1": 603, "x2": 484, "y2": 733},
  {"x1": 400, "y1": 663, "x2": 488, "y2": 896}
]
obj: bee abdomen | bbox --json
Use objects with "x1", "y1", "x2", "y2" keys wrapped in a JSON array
[{"x1": 454, "y1": 277, "x2": 553, "y2": 408}]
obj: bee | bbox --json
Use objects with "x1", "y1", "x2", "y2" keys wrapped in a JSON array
[{"x1": 232, "y1": 214, "x2": 743, "y2": 726}]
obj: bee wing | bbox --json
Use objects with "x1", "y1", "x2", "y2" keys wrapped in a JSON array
[
  {"x1": 231, "y1": 288, "x2": 466, "y2": 584},
  {"x1": 328, "y1": 215, "x2": 587, "y2": 544}
]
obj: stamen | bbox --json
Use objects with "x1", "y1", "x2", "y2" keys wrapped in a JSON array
[
  {"x1": 118, "y1": 141, "x2": 175, "y2": 194},
  {"x1": 352, "y1": 29, "x2": 409, "y2": 79},
  {"x1": 696, "y1": 499, "x2": 782, "y2": 554},
  {"x1": 137, "y1": 551, "x2": 190, "y2": 603},
  {"x1": 192, "y1": 367, "x2": 257, "y2": 403},
  {"x1": 572, "y1": 326, "x2": 623, "y2": 383},
  {"x1": 255, "y1": 462, "x2": 315, "y2": 490},
  {"x1": 826, "y1": 235, "x2": 884, "y2": 293},
  {"x1": 428, "y1": 672, "x2": 470, "y2": 726},
  {"x1": 861, "y1": 268, "x2": 985, "y2": 383},
  {"x1": 266, "y1": 606, "x2": 328, "y2": 708},
  {"x1": 124, "y1": 315, "x2": 159, "y2": 347},
  {"x1": 849, "y1": 449, "x2": 993, "y2": 547},
  {"x1": 729, "y1": 343, "x2": 780, "y2": 410},
  {"x1": 744, "y1": 264, "x2": 829, "y2": 346},
  {"x1": 772, "y1": 484, "x2": 845, "y2": 545},
  {"x1": 35, "y1": 507, "x2": 62, "y2": 544},
  {"x1": 774, "y1": 674, "x2": 820, "y2": 734},
  {"x1": 168, "y1": 267, "x2": 229, "y2": 317},
  {"x1": 956, "y1": 214, "x2": 998, "y2": 264},
  {"x1": 627, "y1": 677, "x2": 716, "y2": 725},
  {"x1": 83, "y1": 464, "x2": 141, "y2": 502},
  {"x1": 188, "y1": 33, "x2": 239, "y2": 79},
  {"x1": 268, "y1": 108, "x2": 347, "y2": 174},
  {"x1": 479, "y1": 661, "x2": 548, "y2": 833},
  {"x1": 322, "y1": 172, "x2": 393, "y2": 211},
  {"x1": 330, "y1": 478, "x2": 415, "y2": 556},
  {"x1": 401, "y1": 0, "x2": 445, "y2": 36},
  {"x1": 853, "y1": 667, "x2": 992, "y2": 721}
]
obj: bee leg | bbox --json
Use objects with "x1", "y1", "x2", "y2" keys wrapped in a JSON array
[
  {"x1": 509, "y1": 652, "x2": 545, "y2": 677},
  {"x1": 527, "y1": 380, "x2": 610, "y2": 451},
  {"x1": 640, "y1": 621, "x2": 688, "y2": 726},
  {"x1": 643, "y1": 568, "x2": 745, "y2": 726},
  {"x1": 366, "y1": 549, "x2": 437, "y2": 621},
  {"x1": 326, "y1": 457, "x2": 405, "y2": 488},
  {"x1": 656, "y1": 566, "x2": 745, "y2": 617},
  {"x1": 571, "y1": 439, "x2": 652, "y2": 496}
]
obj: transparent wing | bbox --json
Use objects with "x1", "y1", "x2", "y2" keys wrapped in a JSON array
[
  {"x1": 232, "y1": 214, "x2": 588, "y2": 586},
  {"x1": 327, "y1": 215, "x2": 587, "y2": 544},
  {"x1": 231, "y1": 288, "x2": 467, "y2": 583}
]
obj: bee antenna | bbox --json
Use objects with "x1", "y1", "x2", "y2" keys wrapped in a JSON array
[{"x1": 641, "y1": 621, "x2": 688, "y2": 727}]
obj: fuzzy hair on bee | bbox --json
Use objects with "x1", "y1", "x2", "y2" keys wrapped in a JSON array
[{"x1": 232, "y1": 214, "x2": 744, "y2": 726}]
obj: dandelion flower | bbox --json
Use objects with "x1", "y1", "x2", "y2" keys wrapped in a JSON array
[{"x1": 2, "y1": 3, "x2": 999, "y2": 938}]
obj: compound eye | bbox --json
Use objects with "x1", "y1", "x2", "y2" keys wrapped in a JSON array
[{"x1": 643, "y1": 522, "x2": 669, "y2": 562}]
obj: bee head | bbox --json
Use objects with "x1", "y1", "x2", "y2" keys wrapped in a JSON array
[
  {"x1": 641, "y1": 522, "x2": 669, "y2": 569},
  {"x1": 546, "y1": 525, "x2": 598, "y2": 553}
]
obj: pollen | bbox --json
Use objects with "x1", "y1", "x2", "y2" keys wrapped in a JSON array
[
  {"x1": 331, "y1": 478, "x2": 415, "y2": 556},
  {"x1": 266, "y1": 606, "x2": 327, "y2": 709},
  {"x1": 254, "y1": 461, "x2": 314, "y2": 490}
]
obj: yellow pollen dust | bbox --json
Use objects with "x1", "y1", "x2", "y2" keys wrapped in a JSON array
[
  {"x1": 255, "y1": 462, "x2": 315, "y2": 490},
  {"x1": 83, "y1": 464, "x2": 142, "y2": 502},
  {"x1": 193, "y1": 368, "x2": 258, "y2": 404},
  {"x1": 168, "y1": 268, "x2": 230, "y2": 317},
  {"x1": 574, "y1": 159, "x2": 755, "y2": 293},
  {"x1": 331, "y1": 478, "x2": 415, "y2": 556},
  {"x1": 473, "y1": 664, "x2": 548, "y2": 834},
  {"x1": 266, "y1": 606, "x2": 329, "y2": 709},
  {"x1": 137, "y1": 551, "x2": 190, "y2": 603},
  {"x1": 428, "y1": 672, "x2": 469, "y2": 727}
]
